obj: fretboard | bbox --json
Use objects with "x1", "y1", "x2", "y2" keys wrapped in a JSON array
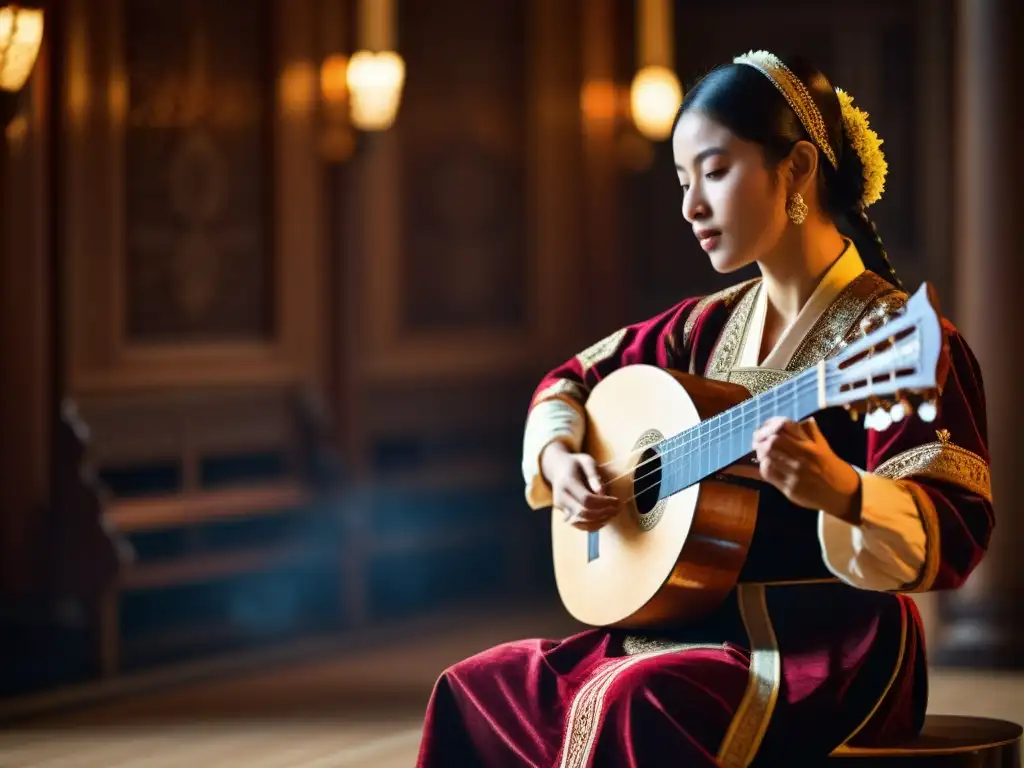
[{"x1": 656, "y1": 366, "x2": 822, "y2": 500}]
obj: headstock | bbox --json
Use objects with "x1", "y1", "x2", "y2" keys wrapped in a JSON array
[{"x1": 822, "y1": 283, "x2": 944, "y2": 430}]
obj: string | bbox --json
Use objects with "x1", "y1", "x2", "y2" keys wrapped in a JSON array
[
  {"x1": 600, "y1": 366, "x2": 822, "y2": 487},
  {"x1": 618, "y1": 373, "x2": 823, "y2": 500},
  {"x1": 593, "y1": 368, "x2": 821, "y2": 472}
]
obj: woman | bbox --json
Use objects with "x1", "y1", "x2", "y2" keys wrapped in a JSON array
[{"x1": 416, "y1": 51, "x2": 993, "y2": 767}]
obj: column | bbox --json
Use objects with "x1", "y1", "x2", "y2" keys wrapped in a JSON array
[{"x1": 936, "y1": 0, "x2": 1024, "y2": 668}]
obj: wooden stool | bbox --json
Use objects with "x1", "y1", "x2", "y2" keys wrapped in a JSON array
[{"x1": 829, "y1": 715, "x2": 1022, "y2": 766}]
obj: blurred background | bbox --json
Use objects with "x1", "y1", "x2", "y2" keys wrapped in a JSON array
[{"x1": 0, "y1": 0, "x2": 1021, "y2": 764}]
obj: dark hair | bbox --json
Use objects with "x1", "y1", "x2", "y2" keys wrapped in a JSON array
[{"x1": 677, "y1": 56, "x2": 902, "y2": 290}]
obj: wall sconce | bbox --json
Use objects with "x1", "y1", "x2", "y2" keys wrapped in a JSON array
[{"x1": 0, "y1": 3, "x2": 43, "y2": 93}]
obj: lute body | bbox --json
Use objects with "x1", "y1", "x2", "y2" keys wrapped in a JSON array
[{"x1": 551, "y1": 367, "x2": 761, "y2": 630}]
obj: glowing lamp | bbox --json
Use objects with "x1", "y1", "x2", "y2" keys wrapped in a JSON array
[
  {"x1": 345, "y1": 50, "x2": 405, "y2": 132},
  {"x1": 629, "y1": 65, "x2": 682, "y2": 142},
  {"x1": 0, "y1": 4, "x2": 43, "y2": 93}
]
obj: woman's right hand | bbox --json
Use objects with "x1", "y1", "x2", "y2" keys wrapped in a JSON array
[{"x1": 541, "y1": 441, "x2": 621, "y2": 532}]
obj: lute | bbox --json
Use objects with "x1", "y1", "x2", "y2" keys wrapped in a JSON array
[{"x1": 552, "y1": 282, "x2": 946, "y2": 629}]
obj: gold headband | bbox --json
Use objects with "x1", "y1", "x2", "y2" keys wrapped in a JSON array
[{"x1": 733, "y1": 50, "x2": 838, "y2": 169}]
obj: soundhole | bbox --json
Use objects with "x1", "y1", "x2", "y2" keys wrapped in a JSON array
[{"x1": 631, "y1": 429, "x2": 666, "y2": 532}]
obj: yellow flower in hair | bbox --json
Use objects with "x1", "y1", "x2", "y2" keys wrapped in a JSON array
[{"x1": 835, "y1": 88, "x2": 887, "y2": 207}]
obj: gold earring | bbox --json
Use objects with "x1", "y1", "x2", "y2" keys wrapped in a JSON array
[{"x1": 786, "y1": 192, "x2": 808, "y2": 225}]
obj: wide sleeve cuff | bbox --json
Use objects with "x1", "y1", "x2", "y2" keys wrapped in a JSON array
[
  {"x1": 817, "y1": 468, "x2": 927, "y2": 591},
  {"x1": 522, "y1": 399, "x2": 585, "y2": 509}
]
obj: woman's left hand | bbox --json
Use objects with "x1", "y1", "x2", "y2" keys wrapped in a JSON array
[{"x1": 753, "y1": 417, "x2": 861, "y2": 523}]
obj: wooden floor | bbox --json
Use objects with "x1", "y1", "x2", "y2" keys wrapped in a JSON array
[{"x1": 0, "y1": 600, "x2": 1020, "y2": 767}]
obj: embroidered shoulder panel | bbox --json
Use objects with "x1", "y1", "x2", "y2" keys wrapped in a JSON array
[
  {"x1": 680, "y1": 278, "x2": 761, "y2": 354},
  {"x1": 873, "y1": 437, "x2": 992, "y2": 502},
  {"x1": 786, "y1": 271, "x2": 898, "y2": 372},
  {"x1": 575, "y1": 327, "x2": 628, "y2": 374}
]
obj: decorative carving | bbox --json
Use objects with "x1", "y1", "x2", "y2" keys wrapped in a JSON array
[
  {"x1": 124, "y1": 0, "x2": 272, "y2": 342},
  {"x1": 631, "y1": 429, "x2": 667, "y2": 531}
]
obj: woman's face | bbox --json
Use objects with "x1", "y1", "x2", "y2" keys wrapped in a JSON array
[{"x1": 672, "y1": 110, "x2": 789, "y2": 273}]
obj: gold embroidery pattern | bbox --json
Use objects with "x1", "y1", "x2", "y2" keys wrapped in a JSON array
[
  {"x1": 707, "y1": 283, "x2": 762, "y2": 382},
  {"x1": 873, "y1": 441, "x2": 992, "y2": 502},
  {"x1": 717, "y1": 584, "x2": 782, "y2": 768},
  {"x1": 786, "y1": 272, "x2": 897, "y2": 372},
  {"x1": 680, "y1": 278, "x2": 761, "y2": 355},
  {"x1": 896, "y1": 480, "x2": 942, "y2": 593},
  {"x1": 532, "y1": 379, "x2": 589, "y2": 410},
  {"x1": 836, "y1": 597, "x2": 909, "y2": 748},
  {"x1": 576, "y1": 327, "x2": 629, "y2": 374},
  {"x1": 558, "y1": 647, "x2": 693, "y2": 768},
  {"x1": 727, "y1": 367, "x2": 794, "y2": 396},
  {"x1": 622, "y1": 637, "x2": 722, "y2": 655}
]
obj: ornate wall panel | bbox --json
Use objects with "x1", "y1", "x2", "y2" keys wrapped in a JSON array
[
  {"x1": 123, "y1": 0, "x2": 273, "y2": 343},
  {"x1": 64, "y1": 0, "x2": 324, "y2": 393}
]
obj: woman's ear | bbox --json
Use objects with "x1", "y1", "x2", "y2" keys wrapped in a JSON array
[{"x1": 785, "y1": 139, "x2": 820, "y2": 193}]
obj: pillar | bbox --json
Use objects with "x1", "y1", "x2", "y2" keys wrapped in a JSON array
[{"x1": 936, "y1": 0, "x2": 1024, "y2": 668}]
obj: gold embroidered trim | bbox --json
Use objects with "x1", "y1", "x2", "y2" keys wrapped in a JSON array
[
  {"x1": 707, "y1": 282, "x2": 762, "y2": 382},
  {"x1": 787, "y1": 272, "x2": 898, "y2": 372},
  {"x1": 726, "y1": 367, "x2": 794, "y2": 396},
  {"x1": 575, "y1": 327, "x2": 629, "y2": 374},
  {"x1": 680, "y1": 278, "x2": 761, "y2": 358},
  {"x1": 558, "y1": 646, "x2": 709, "y2": 768},
  {"x1": 531, "y1": 379, "x2": 589, "y2": 410},
  {"x1": 717, "y1": 584, "x2": 782, "y2": 768},
  {"x1": 836, "y1": 597, "x2": 910, "y2": 748},
  {"x1": 873, "y1": 441, "x2": 991, "y2": 502},
  {"x1": 896, "y1": 480, "x2": 942, "y2": 593},
  {"x1": 621, "y1": 637, "x2": 723, "y2": 656}
]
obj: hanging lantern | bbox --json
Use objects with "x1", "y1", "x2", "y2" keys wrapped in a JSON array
[
  {"x1": 629, "y1": 0, "x2": 682, "y2": 142},
  {"x1": 0, "y1": 4, "x2": 44, "y2": 93},
  {"x1": 348, "y1": 0, "x2": 405, "y2": 132}
]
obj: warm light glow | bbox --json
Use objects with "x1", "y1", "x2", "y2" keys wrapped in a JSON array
[
  {"x1": 279, "y1": 60, "x2": 317, "y2": 117},
  {"x1": 0, "y1": 5, "x2": 44, "y2": 92},
  {"x1": 320, "y1": 54, "x2": 349, "y2": 105},
  {"x1": 346, "y1": 50, "x2": 405, "y2": 131},
  {"x1": 580, "y1": 79, "x2": 618, "y2": 125},
  {"x1": 629, "y1": 65, "x2": 682, "y2": 142}
]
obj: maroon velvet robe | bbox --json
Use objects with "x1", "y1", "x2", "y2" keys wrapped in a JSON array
[{"x1": 416, "y1": 271, "x2": 993, "y2": 767}]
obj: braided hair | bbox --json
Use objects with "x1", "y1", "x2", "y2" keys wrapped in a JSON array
[{"x1": 677, "y1": 55, "x2": 902, "y2": 290}]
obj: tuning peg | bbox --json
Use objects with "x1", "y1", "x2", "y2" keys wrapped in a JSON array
[
  {"x1": 889, "y1": 396, "x2": 912, "y2": 423},
  {"x1": 918, "y1": 397, "x2": 938, "y2": 423},
  {"x1": 867, "y1": 407, "x2": 893, "y2": 431}
]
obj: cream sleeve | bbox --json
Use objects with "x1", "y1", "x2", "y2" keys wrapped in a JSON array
[{"x1": 818, "y1": 469, "x2": 927, "y2": 591}]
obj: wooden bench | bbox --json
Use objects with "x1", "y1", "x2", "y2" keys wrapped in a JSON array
[
  {"x1": 53, "y1": 384, "x2": 343, "y2": 677},
  {"x1": 829, "y1": 715, "x2": 1022, "y2": 766}
]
